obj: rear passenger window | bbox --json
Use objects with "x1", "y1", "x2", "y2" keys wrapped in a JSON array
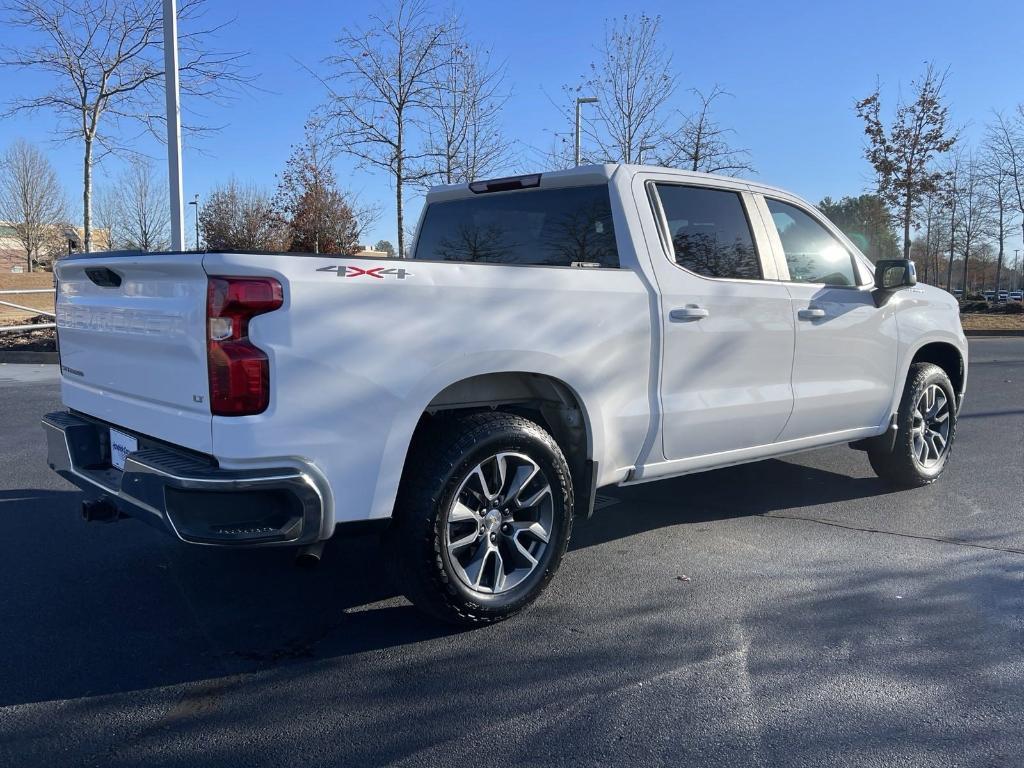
[
  {"x1": 414, "y1": 185, "x2": 619, "y2": 268},
  {"x1": 654, "y1": 184, "x2": 761, "y2": 280},
  {"x1": 765, "y1": 199, "x2": 858, "y2": 286}
]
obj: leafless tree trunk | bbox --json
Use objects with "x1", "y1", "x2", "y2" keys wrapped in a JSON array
[
  {"x1": 943, "y1": 151, "x2": 962, "y2": 292},
  {"x1": 661, "y1": 86, "x2": 753, "y2": 175},
  {"x1": 0, "y1": 139, "x2": 66, "y2": 271},
  {"x1": 2, "y1": 0, "x2": 251, "y2": 252},
  {"x1": 322, "y1": 0, "x2": 449, "y2": 258},
  {"x1": 574, "y1": 14, "x2": 675, "y2": 164}
]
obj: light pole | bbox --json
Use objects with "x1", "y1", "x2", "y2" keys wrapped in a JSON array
[
  {"x1": 574, "y1": 97, "x2": 598, "y2": 166},
  {"x1": 188, "y1": 194, "x2": 200, "y2": 251},
  {"x1": 162, "y1": 0, "x2": 185, "y2": 251},
  {"x1": 1016, "y1": 249, "x2": 1021, "y2": 291},
  {"x1": 638, "y1": 144, "x2": 657, "y2": 165}
]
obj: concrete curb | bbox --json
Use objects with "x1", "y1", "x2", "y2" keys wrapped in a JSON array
[
  {"x1": 0, "y1": 350, "x2": 59, "y2": 364},
  {"x1": 964, "y1": 329, "x2": 1024, "y2": 338}
]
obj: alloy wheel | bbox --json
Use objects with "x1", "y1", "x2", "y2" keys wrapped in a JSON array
[
  {"x1": 911, "y1": 384, "x2": 951, "y2": 468},
  {"x1": 444, "y1": 452, "x2": 554, "y2": 595}
]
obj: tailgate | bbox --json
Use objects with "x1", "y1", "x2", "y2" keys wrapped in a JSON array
[{"x1": 55, "y1": 254, "x2": 212, "y2": 454}]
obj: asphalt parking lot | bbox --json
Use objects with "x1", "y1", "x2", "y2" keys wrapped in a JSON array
[{"x1": 1, "y1": 338, "x2": 1021, "y2": 768}]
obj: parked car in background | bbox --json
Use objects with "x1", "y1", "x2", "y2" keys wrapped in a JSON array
[
  {"x1": 1009, "y1": 290, "x2": 1023, "y2": 302},
  {"x1": 983, "y1": 290, "x2": 996, "y2": 301},
  {"x1": 42, "y1": 164, "x2": 969, "y2": 624},
  {"x1": 997, "y1": 290, "x2": 1009, "y2": 302},
  {"x1": 952, "y1": 288, "x2": 963, "y2": 298}
]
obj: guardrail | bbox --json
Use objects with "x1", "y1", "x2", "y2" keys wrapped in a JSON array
[{"x1": 0, "y1": 289, "x2": 56, "y2": 333}]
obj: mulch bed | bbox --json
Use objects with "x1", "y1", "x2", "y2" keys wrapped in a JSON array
[{"x1": 0, "y1": 317, "x2": 56, "y2": 352}]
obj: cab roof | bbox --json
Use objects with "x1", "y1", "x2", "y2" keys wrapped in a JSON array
[{"x1": 425, "y1": 164, "x2": 796, "y2": 204}]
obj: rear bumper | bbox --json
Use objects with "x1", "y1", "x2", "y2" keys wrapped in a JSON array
[{"x1": 42, "y1": 411, "x2": 324, "y2": 547}]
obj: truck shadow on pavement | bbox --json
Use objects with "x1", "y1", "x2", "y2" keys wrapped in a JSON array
[
  {"x1": 0, "y1": 458, "x2": 894, "y2": 709},
  {"x1": 572, "y1": 457, "x2": 890, "y2": 551}
]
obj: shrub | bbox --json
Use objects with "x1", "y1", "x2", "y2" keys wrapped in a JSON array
[{"x1": 960, "y1": 300, "x2": 990, "y2": 313}]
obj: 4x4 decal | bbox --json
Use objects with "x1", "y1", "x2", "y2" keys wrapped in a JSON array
[{"x1": 317, "y1": 264, "x2": 413, "y2": 280}]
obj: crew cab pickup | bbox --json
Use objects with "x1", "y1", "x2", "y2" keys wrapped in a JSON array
[{"x1": 44, "y1": 164, "x2": 968, "y2": 624}]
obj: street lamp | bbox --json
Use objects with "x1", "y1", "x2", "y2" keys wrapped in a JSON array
[
  {"x1": 188, "y1": 194, "x2": 200, "y2": 251},
  {"x1": 1016, "y1": 249, "x2": 1021, "y2": 291},
  {"x1": 162, "y1": 0, "x2": 185, "y2": 251},
  {"x1": 574, "y1": 97, "x2": 598, "y2": 167},
  {"x1": 638, "y1": 144, "x2": 657, "y2": 165}
]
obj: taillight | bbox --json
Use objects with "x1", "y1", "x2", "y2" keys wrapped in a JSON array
[{"x1": 206, "y1": 276, "x2": 283, "y2": 416}]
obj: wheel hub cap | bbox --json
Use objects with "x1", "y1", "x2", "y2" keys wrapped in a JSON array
[{"x1": 484, "y1": 510, "x2": 502, "y2": 534}]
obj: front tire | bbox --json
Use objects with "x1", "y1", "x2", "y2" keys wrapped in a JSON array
[
  {"x1": 868, "y1": 362, "x2": 957, "y2": 488},
  {"x1": 387, "y1": 412, "x2": 574, "y2": 625}
]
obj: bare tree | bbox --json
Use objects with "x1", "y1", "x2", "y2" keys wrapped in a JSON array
[
  {"x1": 981, "y1": 140, "x2": 1019, "y2": 296},
  {"x1": 93, "y1": 184, "x2": 122, "y2": 251},
  {"x1": 0, "y1": 139, "x2": 66, "y2": 271},
  {"x1": 573, "y1": 14, "x2": 675, "y2": 164},
  {"x1": 856, "y1": 63, "x2": 958, "y2": 258},
  {"x1": 955, "y1": 153, "x2": 995, "y2": 294},
  {"x1": 986, "y1": 109, "x2": 1024, "y2": 260},
  {"x1": 914, "y1": 189, "x2": 945, "y2": 283},
  {"x1": 323, "y1": 0, "x2": 449, "y2": 259},
  {"x1": 2, "y1": 0, "x2": 250, "y2": 252},
  {"x1": 100, "y1": 157, "x2": 169, "y2": 250},
  {"x1": 420, "y1": 17, "x2": 510, "y2": 186},
  {"x1": 199, "y1": 180, "x2": 289, "y2": 252},
  {"x1": 660, "y1": 86, "x2": 753, "y2": 175}
]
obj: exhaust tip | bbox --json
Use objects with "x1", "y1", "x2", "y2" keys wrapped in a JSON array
[{"x1": 295, "y1": 541, "x2": 324, "y2": 568}]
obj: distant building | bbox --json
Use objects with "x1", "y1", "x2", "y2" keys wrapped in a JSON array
[
  {"x1": 0, "y1": 222, "x2": 110, "y2": 272},
  {"x1": 353, "y1": 245, "x2": 391, "y2": 258}
]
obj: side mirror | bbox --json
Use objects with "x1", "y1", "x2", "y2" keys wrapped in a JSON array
[{"x1": 874, "y1": 259, "x2": 917, "y2": 291}]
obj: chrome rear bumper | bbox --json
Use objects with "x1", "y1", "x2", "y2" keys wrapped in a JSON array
[{"x1": 42, "y1": 411, "x2": 323, "y2": 547}]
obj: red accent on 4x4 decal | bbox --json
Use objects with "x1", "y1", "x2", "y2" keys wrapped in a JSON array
[
  {"x1": 346, "y1": 266, "x2": 385, "y2": 278},
  {"x1": 316, "y1": 264, "x2": 413, "y2": 280}
]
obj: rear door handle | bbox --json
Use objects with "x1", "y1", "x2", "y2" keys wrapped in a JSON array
[
  {"x1": 670, "y1": 306, "x2": 709, "y2": 321},
  {"x1": 797, "y1": 307, "x2": 827, "y2": 320}
]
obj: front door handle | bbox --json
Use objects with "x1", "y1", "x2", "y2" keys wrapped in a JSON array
[
  {"x1": 797, "y1": 307, "x2": 827, "y2": 320},
  {"x1": 670, "y1": 306, "x2": 710, "y2": 321}
]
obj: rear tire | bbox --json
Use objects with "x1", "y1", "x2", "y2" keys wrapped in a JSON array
[
  {"x1": 868, "y1": 362, "x2": 957, "y2": 489},
  {"x1": 386, "y1": 412, "x2": 574, "y2": 625}
]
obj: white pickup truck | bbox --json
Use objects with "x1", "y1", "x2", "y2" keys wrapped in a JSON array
[{"x1": 44, "y1": 164, "x2": 967, "y2": 624}]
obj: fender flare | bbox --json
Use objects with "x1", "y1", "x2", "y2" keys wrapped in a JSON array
[
  {"x1": 887, "y1": 331, "x2": 968, "y2": 418},
  {"x1": 365, "y1": 351, "x2": 605, "y2": 521}
]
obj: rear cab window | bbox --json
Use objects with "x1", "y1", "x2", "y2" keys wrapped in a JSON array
[
  {"x1": 414, "y1": 185, "x2": 620, "y2": 268},
  {"x1": 652, "y1": 183, "x2": 763, "y2": 281}
]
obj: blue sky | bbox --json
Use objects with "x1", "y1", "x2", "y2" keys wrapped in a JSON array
[{"x1": 2, "y1": 0, "x2": 1023, "y2": 253}]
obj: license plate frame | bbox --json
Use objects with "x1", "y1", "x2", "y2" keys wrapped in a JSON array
[{"x1": 109, "y1": 428, "x2": 138, "y2": 471}]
